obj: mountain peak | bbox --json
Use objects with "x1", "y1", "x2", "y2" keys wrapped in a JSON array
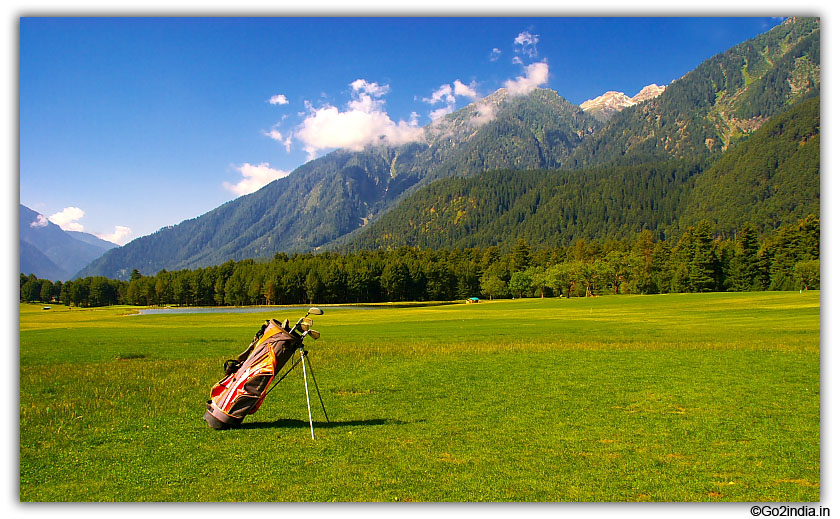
[
  {"x1": 581, "y1": 84, "x2": 666, "y2": 120},
  {"x1": 580, "y1": 91, "x2": 634, "y2": 112},
  {"x1": 631, "y1": 84, "x2": 667, "y2": 103}
]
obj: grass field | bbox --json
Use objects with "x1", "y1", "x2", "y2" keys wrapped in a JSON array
[{"x1": 19, "y1": 292, "x2": 820, "y2": 502}]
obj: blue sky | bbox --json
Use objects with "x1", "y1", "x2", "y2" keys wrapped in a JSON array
[{"x1": 20, "y1": 16, "x2": 786, "y2": 244}]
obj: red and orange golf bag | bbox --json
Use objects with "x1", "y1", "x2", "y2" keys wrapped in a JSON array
[{"x1": 203, "y1": 307, "x2": 327, "y2": 432}]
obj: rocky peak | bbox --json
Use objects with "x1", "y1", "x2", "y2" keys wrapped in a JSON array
[
  {"x1": 580, "y1": 91, "x2": 634, "y2": 112},
  {"x1": 581, "y1": 84, "x2": 666, "y2": 120},
  {"x1": 631, "y1": 84, "x2": 667, "y2": 103}
]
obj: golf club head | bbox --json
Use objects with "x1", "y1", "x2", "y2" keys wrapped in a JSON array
[
  {"x1": 308, "y1": 307, "x2": 324, "y2": 316},
  {"x1": 308, "y1": 330, "x2": 320, "y2": 340},
  {"x1": 300, "y1": 318, "x2": 313, "y2": 331}
]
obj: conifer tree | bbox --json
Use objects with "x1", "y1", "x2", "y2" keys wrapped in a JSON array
[
  {"x1": 511, "y1": 239, "x2": 532, "y2": 272},
  {"x1": 670, "y1": 228, "x2": 695, "y2": 293},
  {"x1": 730, "y1": 222, "x2": 761, "y2": 291},
  {"x1": 689, "y1": 220, "x2": 717, "y2": 292}
]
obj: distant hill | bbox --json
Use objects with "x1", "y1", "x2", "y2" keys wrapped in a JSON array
[
  {"x1": 20, "y1": 240, "x2": 68, "y2": 281},
  {"x1": 19, "y1": 204, "x2": 117, "y2": 280},
  {"x1": 66, "y1": 230, "x2": 119, "y2": 251}
]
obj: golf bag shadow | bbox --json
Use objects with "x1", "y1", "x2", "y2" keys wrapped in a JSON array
[{"x1": 204, "y1": 318, "x2": 300, "y2": 429}]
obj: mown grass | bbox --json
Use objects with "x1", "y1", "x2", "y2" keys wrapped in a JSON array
[{"x1": 19, "y1": 291, "x2": 820, "y2": 502}]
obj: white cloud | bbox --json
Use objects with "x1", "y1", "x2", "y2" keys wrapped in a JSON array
[
  {"x1": 263, "y1": 119, "x2": 295, "y2": 152},
  {"x1": 294, "y1": 79, "x2": 424, "y2": 158},
  {"x1": 269, "y1": 94, "x2": 289, "y2": 105},
  {"x1": 425, "y1": 84, "x2": 454, "y2": 105},
  {"x1": 514, "y1": 31, "x2": 538, "y2": 47},
  {"x1": 49, "y1": 206, "x2": 85, "y2": 232},
  {"x1": 96, "y1": 226, "x2": 132, "y2": 246},
  {"x1": 429, "y1": 106, "x2": 455, "y2": 121},
  {"x1": 489, "y1": 48, "x2": 502, "y2": 62},
  {"x1": 453, "y1": 80, "x2": 479, "y2": 100},
  {"x1": 350, "y1": 79, "x2": 390, "y2": 98},
  {"x1": 424, "y1": 80, "x2": 479, "y2": 121},
  {"x1": 265, "y1": 128, "x2": 284, "y2": 142},
  {"x1": 470, "y1": 101, "x2": 498, "y2": 127},
  {"x1": 514, "y1": 30, "x2": 540, "y2": 58},
  {"x1": 30, "y1": 214, "x2": 49, "y2": 228},
  {"x1": 263, "y1": 124, "x2": 293, "y2": 153},
  {"x1": 504, "y1": 62, "x2": 550, "y2": 96},
  {"x1": 223, "y1": 162, "x2": 291, "y2": 196}
]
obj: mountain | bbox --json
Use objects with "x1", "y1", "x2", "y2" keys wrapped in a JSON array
[
  {"x1": 341, "y1": 94, "x2": 819, "y2": 251},
  {"x1": 66, "y1": 231, "x2": 119, "y2": 251},
  {"x1": 76, "y1": 17, "x2": 820, "y2": 279},
  {"x1": 580, "y1": 84, "x2": 666, "y2": 121},
  {"x1": 20, "y1": 240, "x2": 68, "y2": 281},
  {"x1": 569, "y1": 17, "x2": 820, "y2": 168},
  {"x1": 631, "y1": 84, "x2": 667, "y2": 103},
  {"x1": 77, "y1": 88, "x2": 602, "y2": 279},
  {"x1": 19, "y1": 204, "x2": 118, "y2": 280}
]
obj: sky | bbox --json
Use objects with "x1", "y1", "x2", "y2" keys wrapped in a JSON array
[{"x1": 19, "y1": 16, "x2": 789, "y2": 245}]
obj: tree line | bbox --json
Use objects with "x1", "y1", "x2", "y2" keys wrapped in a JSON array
[{"x1": 20, "y1": 215, "x2": 819, "y2": 308}]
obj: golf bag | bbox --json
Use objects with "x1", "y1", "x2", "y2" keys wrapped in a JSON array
[{"x1": 204, "y1": 318, "x2": 301, "y2": 429}]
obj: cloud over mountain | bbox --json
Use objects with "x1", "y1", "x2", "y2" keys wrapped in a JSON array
[
  {"x1": 294, "y1": 79, "x2": 424, "y2": 158},
  {"x1": 49, "y1": 206, "x2": 85, "y2": 231},
  {"x1": 425, "y1": 79, "x2": 480, "y2": 121},
  {"x1": 96, "y1": 226, "x2": 132, "y2": 246},
  {"x1": 224, "y1": 162, "x2": 291, "y2": 196},
  {"x1": 30, "y1": 214, "x2": 49, "y2": 228},
  {"x1": 504, "y1": 62, "x2": 550, "y2": 95}
]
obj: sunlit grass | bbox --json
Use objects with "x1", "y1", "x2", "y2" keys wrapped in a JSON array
[{"x1": 20, "y1": 291, "x2": 820, "y2": 501}]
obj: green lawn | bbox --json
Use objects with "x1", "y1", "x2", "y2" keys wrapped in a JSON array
[{"x1": 19, "y1": 292, "x2": 820, "y2": 501}]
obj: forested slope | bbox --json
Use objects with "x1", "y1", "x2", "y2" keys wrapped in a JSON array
[{"x1": 343, "y1": 95, "x2": 819, "y2": 252}]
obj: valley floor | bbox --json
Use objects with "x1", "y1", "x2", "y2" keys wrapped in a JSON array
[{"x1": 20, "y1": 291, "x2": 820, "y2": 502}]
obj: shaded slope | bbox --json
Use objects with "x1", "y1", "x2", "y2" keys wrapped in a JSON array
[{"x1": 680, "y1": 95, "x2": 819, "y2": 234}]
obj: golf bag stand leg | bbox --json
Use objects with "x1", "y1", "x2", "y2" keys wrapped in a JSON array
[
  {"x1": 304, "y1": 350, "x2": 330, "y2": 423},
  {"x1": 300, "y1": 347, "x2": 315, "y2": 440}
]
